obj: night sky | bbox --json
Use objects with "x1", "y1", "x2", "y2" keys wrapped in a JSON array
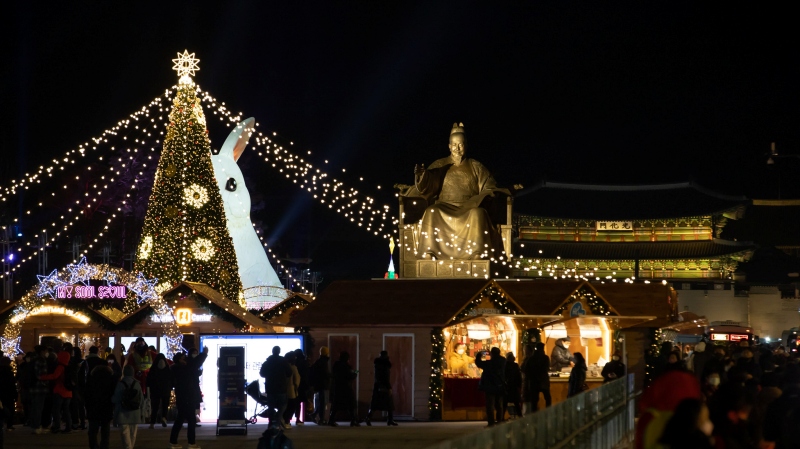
[{"x1": 3, "y1": 3, "x2": 800, "y2": 290}]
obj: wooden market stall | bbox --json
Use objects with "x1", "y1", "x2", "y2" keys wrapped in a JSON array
[{"x1": 287, "y1": 278, "x2": 677, "y2": 421}]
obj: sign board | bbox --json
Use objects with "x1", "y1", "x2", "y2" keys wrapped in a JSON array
[
  {"x1": 468, "y1": 308, "x2": 502, "y2": 317},
  {"x1": 150, "y1": 308, "x2": 213, "y2": 325},
  {"x1": 596, "y1": 221, "x2": 633, "y2": 231},
  {"x1": 711, "y1": 333, "x2": 729, "y2": 341},
  {"x1": 729, "y1": 334, "x2": 750, "y2": 342},
  {"x1": 56, "y1": 285, "x2": 127, "y2": 299}
]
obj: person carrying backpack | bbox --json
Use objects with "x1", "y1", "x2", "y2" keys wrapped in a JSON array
[
  {"x1": 38, "y1": 349, "x2": 73, "y2": 434},
  {"x1": 112, "y1": 365, "x2": 143, "y2": 449}
]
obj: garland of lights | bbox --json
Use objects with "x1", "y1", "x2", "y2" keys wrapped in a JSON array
[
  {"x1": 429, "y1": 327, "x2": 444, "y2": 421},
  {"x1": 644, "y1": 328, "x2": 663, "y2": 387},
  {"x1": 450, "y1": 284, "x2": 520, "y2": 324},
  {"x1": 1, "y1": 258, "x2": 183, "y2": 359},
  {"x1": 521, "y1": 328, "x2": 541, "y2": 345},
  {"x1": 257, "y1": 295, "x2": 310, "y2": 322},
  {"x1": 553, "y1": 286, "x2": 617, "y2": 317}
]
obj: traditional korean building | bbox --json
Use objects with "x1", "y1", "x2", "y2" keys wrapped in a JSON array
[{"x1": 510, "y1": 182, "x2": 755, "y2": 284}]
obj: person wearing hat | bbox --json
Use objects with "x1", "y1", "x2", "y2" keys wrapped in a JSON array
[
  {"x1": 602, "y1": 351, "x2": 626, "y2": 383},
  {"x1": 550, "y1": 337, "x2": 575, "y2": 372},
  {"x1": 310, "y1": 347, "x2": 331, "y2": 425}
]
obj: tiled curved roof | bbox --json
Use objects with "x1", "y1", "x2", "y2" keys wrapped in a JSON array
[
  {"x1": 514, "y1": 239, "x2": 754, "y2": 260},
  {"x1": 514, "y1": 182, "x2": 748, "y2": 220}
]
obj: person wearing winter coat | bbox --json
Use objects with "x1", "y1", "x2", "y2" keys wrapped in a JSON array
[
  {"x1": 365, "y1": 351, "x2": 397, "y2": 426},
  {"x1": 504, "y1": 352, "x2": 522, "y2": 419},
  {"x1": 0, "y1": 357, "x2": 17, "y2": 431},
  {"x1": 309, "y1": 347, "x2": 331, "y2": 425},
  {"x1": 550, "y1": 338, "x2": 575, "y2": 372},
  {"x1": 522, "y1": 343, "x2": 551, "y2": 412},
  {"x1": 112, "y1": 365, "x2": 143, "y2": 449},
  {"x1": 38, "y1": 349, "x2": 73, "y2": 433},
  {"x1": 69, "y1": 348, "x2": 87, "y2": 430},
  {"x1": 328, "y1": 351, "x2": 359, "y2": 427},
  {"x1": 84, "y1": 346, "x2": 106, "y2": 375},
  {"x1": 567, "y1": 353, "x2": 587, "y2": 397},
  {"x1": 27, "y1": 346, "x2": 50, "y2": 433},
  {"x1": 260, "y1": 346, "x2": 292, "y2": 427},
  {"x1": 106, "y1": 354, "x2": 122, "y2": 383},
  {"x1": 475, "y1": 347, "x2": 507, "y2": 427},
  {"x1": 689, "y1": 342, "x2": 712, "y2": 385},
  {"x1": 170, "y1": 348, "x2": 208, "y2": 449},
  {"x1": 86, "y1": 363, "x2": 116, "y2": 449},
  {"x1": 601, "y1": 351, "x2": 626, "y2": 383},
  {"x1": 292, "y1": 349, "x2": 310, "y2": 425},
  {"x1": 147, "y1": 353, "x2": 173, "y2": 428},
  {"x1": 282, "y1": 353, "x2": 301, "y2": 428}
]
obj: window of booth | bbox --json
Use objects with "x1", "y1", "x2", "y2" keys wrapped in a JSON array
[
  {"x1": 542, "y1": 317, "x2": 612, "y2": 378},
  {"x1": 443, "y1": 316, "x2": 518, "y2": 378}
]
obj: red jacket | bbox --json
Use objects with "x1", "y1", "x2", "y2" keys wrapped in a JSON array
[{"x1": 39, "y1": 350, "x2": 72, "y2": 399}]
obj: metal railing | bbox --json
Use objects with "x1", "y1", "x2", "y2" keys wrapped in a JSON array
[{"x1": 426, "y1": 374, "x2": 637, "y2": 449}]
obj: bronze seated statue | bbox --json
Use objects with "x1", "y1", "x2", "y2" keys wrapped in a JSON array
[{"x1": 395, "y1": 123, "x2": 517, "y2": 278}]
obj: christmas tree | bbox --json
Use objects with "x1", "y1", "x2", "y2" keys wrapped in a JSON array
[{"x1": 136, "y1": 51, "x2": 244, "y2": 304}]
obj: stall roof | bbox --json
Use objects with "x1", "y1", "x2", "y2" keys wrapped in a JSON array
[
  {"x1": 166, "y1": 281, "x2": 268, "y2": 329},
  {"x1": 288, "y1": 279, "x2": 491, "y2": 327},
  {"x1": 289, "y1": 279, "x2": 676, "y2": 329},
  {"x1": 496, "y1": 279, "x2": 676, "y2": 327}
]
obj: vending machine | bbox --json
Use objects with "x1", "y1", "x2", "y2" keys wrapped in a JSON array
[{"x1": 216, "y1": 346, "x2": 247, "y2": 435}]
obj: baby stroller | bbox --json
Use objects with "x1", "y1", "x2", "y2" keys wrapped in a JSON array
[{"x1": 245, "y1": 380, "x2": 271, "y2": 424}]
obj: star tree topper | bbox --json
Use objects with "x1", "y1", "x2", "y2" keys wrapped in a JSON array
[{"x1": 172, "y1": 50, "x2": 200, "y2": 81}]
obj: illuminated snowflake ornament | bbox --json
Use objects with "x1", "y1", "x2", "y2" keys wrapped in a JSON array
[
  {"x1": 191, "y1": 237, "x2": 216, "y2": 261},
  {"x1": 139, "y1": 236, "x2": 154, "y2": 260},
  {"x1": 183, "y1": 184, "x2": 209, "y2": 208}
]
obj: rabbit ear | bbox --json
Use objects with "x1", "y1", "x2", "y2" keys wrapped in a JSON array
[{"x1": 219, "y1": 117, "x2": 256, "y2": 162}]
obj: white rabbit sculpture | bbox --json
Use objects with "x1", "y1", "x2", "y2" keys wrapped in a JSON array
[{"x1": 211, "y1": 117, "x2": 283, "y2": 305}]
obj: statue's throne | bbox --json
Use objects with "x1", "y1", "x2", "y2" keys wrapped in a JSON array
[{"x1": 394, "y1": 184, "x2": 514, "y2": 278}]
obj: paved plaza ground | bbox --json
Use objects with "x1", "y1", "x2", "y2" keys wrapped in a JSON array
[{"x1": 2, "y1": 421, "x2": 486, "y2": 449}]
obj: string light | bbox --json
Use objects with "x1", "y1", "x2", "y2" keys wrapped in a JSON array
[
  {"x1": 2, "y1": 259, "x2": 183, "y2": 361},
  {"x1": 135, "y1": 65, "x2": 245, "y2": 307}
]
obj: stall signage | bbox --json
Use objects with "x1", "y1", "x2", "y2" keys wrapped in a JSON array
[
  {"x1": 729, "y1": 334, "x2": 750, "y2": 342},
  {"x1": 151, "y1": 308, "x2": 213, "y2": 325},
  {"x1": 11, "y1": 306, "x2": 90, "y2": 324},
  {"x1": 596, "y1": 221, "x2": 633, "y2": 231},
  {"x1": 570, "y1": 302, "x2": 587, "y2": 317},
  {"x1": 711, "y1": 333, "x2": 729, "y2": 341},
  {"x1": 468, "y1": 308, "x2": 501, "y2": 316},
  {"x1": 56, "y1": 285, "x2": 127, "y2": 299}
]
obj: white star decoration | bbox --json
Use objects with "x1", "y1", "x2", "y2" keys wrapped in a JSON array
[{"x1": 172, "y1": 50, "x2": 200, "y2": 78}]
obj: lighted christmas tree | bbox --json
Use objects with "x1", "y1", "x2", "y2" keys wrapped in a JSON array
[{"x1": 136, "y1": 51, "x2": 243, "y2": 304}]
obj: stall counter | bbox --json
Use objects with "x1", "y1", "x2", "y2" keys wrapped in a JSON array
[
  {"x1": 442, "y1": 375, "x2": 605, "y2": 420},
  {"x1": 535, "y1": 377, "x2": 604, "y2": 410}
]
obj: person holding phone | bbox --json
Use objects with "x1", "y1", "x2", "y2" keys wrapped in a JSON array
[{"x1": 475, "y1": 347, "x2": 507, "y2": 427}]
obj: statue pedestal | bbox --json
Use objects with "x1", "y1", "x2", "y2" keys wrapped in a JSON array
[{"x1": 403, "y1": 259, "x2": 491, "y2": 279}]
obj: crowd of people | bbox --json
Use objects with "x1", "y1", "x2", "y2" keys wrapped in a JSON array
[
  {"x1": 639, "y1": 339, "x2": 800, "y2": 449},
  {"x1": 0, "y1": 337, "x2": 208, "y2": 449},
  {"x1": 469, "y1": 341, "x2": 625, "y2": 428},
  {"x1": 258, "y1": 346, "x2": 398, "y2": 430}
]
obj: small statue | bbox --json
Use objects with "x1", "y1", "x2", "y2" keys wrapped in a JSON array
[{"x1": 413, "y1": 123, "x2": 506, "y2": 260}]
